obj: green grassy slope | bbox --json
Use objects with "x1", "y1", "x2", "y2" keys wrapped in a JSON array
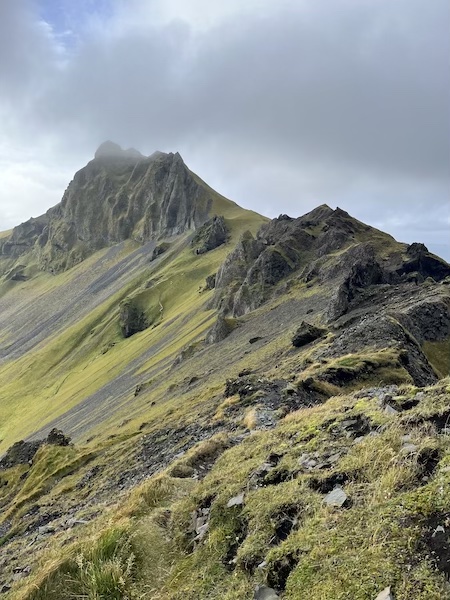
[
  {"x1": 0, "y1": 199, "x2": 265, "y2": 452},
  {"x1": 4, "y1": 379, "x2": 450, "y2": 600}
]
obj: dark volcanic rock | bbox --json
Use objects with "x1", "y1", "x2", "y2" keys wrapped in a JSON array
[
  {"x1": 399, "y1": 243, "x2": 450, "y2": 282},
  {"x1": 204, "y1": 273, "x2": 216, "y2": 290},
  {"x1": 0, "y1": 215, "x2": 49, "y2": 259},
  {"x1": 192, "y1": 216, "x2": 229, "y2": 254},
  {"x1": 0, "y1": 440, "x2": 43, "y2": 469},
  {"x1": 0, "y1": 428, "x2": 72, "y2": 469},
  {"x1": 325, "y1": 244, "x2": 385, "y2": 321},
  {"x1": 150, "y1": 242, "x2": 170, "y2": 261},
  {"x1": 395, "y1": 297, "x2": 450, "y2": 344},
  {"x1": 46, "y1": 428, "x2": 71, "y2": 446},
  {"x1": 292, "y1": 322, "x2": 326, "y2": 348},
  {"x1": 212, "y1": 204, "x2": 450, "y2": 324},
  {"x1": 119, "y1": 298, "x2": 148, "y2": 338},
  {"x1": 318, "y1": 308, "x2": 442, "y2": 387},
  {"x1": 212, "y1": 207, "x2": 385, "y2": 318}
]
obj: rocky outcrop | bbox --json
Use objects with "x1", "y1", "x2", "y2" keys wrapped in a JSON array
[
  {"x1": 0, "y1": 429, "x2": 71, "y2": 469},
  {"x1": 46, "y1": 428, "x2": 71, "y2": 447},
  {"x1": 206, "y1": 315, "x2": 238, "y2": 344},
  {"x1": 0, "y1": 440, "x2": 42, "y2": 469},
  {"x1": 150, "y1": 242, "x2": 171, "y2": 261},
  {"x1": 395, "y1": 297, "x2": 450, "y2": 344},
  {"x1": 0, "y1": 215, "x2": 48, "y2": 259},
  {"x1": 292, "y1": 322, "x2": 326, "y2": 348},
  {"x1": 119, "y1": 298, "x2": 148, "y2": 338},
  {"x1": 398, "y1": 243, "x2": 450, "y2": 281},
  {"x1": 212, "y1": 206, "x2": 450, "y2": 321},
  {"x1": 204, "y1": 273, "x2": 216, "y2": 290},
  {"x1": 0, "y1": 144, "x2": 214, "y2": 272},
  {"x1": 191, "y1": 216, "x2": 229, "y2": 254},
  {"x1": 212, "y1": 206, "x2": 371, "y2": 317}
]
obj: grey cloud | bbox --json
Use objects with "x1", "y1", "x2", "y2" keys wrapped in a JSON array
[
  {"x1": 0, "y1": 2, "x2": 57, "y2": 109},
  {"x1": 0, "y1": 0, "x2": 448, "y2": 259}
]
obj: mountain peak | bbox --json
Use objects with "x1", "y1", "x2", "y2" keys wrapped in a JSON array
[{"x1": 94, "y1": 141, "x2": 143, "y2": 160}]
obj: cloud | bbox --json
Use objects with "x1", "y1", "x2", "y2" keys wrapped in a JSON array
[{"x1": 0, "y1": 0, "x2": 448, "y2": 258}]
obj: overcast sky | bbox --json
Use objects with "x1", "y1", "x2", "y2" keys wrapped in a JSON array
[{"x1": 0, "y1": 0, "x2": 449, "y2": 258}]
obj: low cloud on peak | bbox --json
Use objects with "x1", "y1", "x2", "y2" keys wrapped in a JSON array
[{"x1": 0, "y1": 0, "x2": 448, "y2": 258}]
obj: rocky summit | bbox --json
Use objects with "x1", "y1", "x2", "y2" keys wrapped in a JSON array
[{"x1": 0, "y1": 145, "x2": 449, "y2": 600}]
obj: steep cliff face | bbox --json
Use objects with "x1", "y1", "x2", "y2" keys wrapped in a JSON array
[{"x1": 0, "y1": 143, "x2": 214, "y2": 271}]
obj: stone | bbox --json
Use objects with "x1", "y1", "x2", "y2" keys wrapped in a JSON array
[
  {"x1": 327, "y1": 453, "x2": 341, "y2": 464},
  {"x1": 254, "y1": 585, "x2": 280, "y2": 600},
  {"x1": 292, "y1": 322, "x2": 326, "y2": 348},
  {"x1": 432, "y1": 525, "x2": 445, "y2": 537},
  {"x1": 150, "y1": 242, "x2": 170, "y2": 261},
  {"x1": 401, "y1": 444, "x2": 418, "y2": 455},
  {"x1": 46, "y1": 428, "x2": 71, "y2": 446},
  {"x1": 298, "y1": 454, "x2": 318, "y2": 470},
  {"x1": 323, "y1": 486, "x2": 348, "y2": 507},
  {"x1": 0, "y1": 440, "x2": 43, "y2": 469},
  {"x1": 204, "y1": 273, "x2": 217, "y2": 290},
  {"x1": 12, "y1": 566, "x2": 31, "y2": 581},
  {"x1": 227, "y1": 493, "x2": 245, "y2": 508},
  {"x1": 66, "y1": 518, "x2": 88, "y2": 528},
  {"x1": 384, "y1": 404, "x2": 399, "y2": 416},
  {"x1": 194, "y1": 522, "x2": 209, "y2": 541},
  {"x1": 38, "y1": 524, "x2": 56, "y2": 535},
  {"x1": 119, "y1": 298, "x2": 148, "y2": 338},
  {"x1": 379, "y1": 393, "x2": 393, "y2": 404},
  {"x1": 374, "y1": 587, "x2": 394, "y2": 600}
]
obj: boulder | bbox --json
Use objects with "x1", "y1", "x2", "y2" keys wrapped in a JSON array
[
  {"x1": 291, "y1": 322, "x2": 326, "y2": 348},
  {"x1": 204, "y1": 273, "x2": 216, "y2": 290},
  {"x1": 323, "y1": 486, "x2": 348, "y2": 507},
  {"x1": 226, "y1": 493, "x2": 245, "y2": 508},
  {"x1": 254, "y1": 585, "x2": 280, "y2": 600},
  {"x1": 46, "y1": 428, "x2": 71, "y2": 446},
  {"x1": 150, "y1": 242, "x2": 170, "y2": 261},
  {"x1": 375, "y1": 587, "x2": 394, "y2": 600},
  {"x1": 119, "y1": 298, "x2": 148, "y2": 338},
  {"x1": 0, "y1": 440, "x2": 42, "y2": 469}
]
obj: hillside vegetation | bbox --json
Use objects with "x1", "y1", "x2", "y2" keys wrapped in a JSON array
[{"x1": 0, "y1": 145, "x2": 450, "y2": 598}]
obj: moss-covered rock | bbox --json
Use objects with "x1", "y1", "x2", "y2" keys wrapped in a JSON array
[{"x1": 119, "y1": 298, "x2": 148, "y2": 338}]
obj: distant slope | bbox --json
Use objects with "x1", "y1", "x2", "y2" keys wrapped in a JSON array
[{"x1": 0, "y1": 147, "x2": 265, "y2": 451}]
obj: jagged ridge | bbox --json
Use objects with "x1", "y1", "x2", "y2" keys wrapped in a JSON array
[{"x1": 0, "y1": 144, "x2": 216, "y2": 272}]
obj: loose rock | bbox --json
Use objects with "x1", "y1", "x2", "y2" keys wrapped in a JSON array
[
  {"x1": 323, "y1": 486, "x2": 348, "y2": 508},
  {"x1": 292, "y1": 322, "x2": 326, "y2": 348},
  {"x1": 227, "y1": 493, "x2": 245, "y2": 508},
  {"x1": 375, "y1": 587, "x2": 394, "y2": 600},
  {"x1": 254, "y1": 585, "x2": 280, "y2": 600}
]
